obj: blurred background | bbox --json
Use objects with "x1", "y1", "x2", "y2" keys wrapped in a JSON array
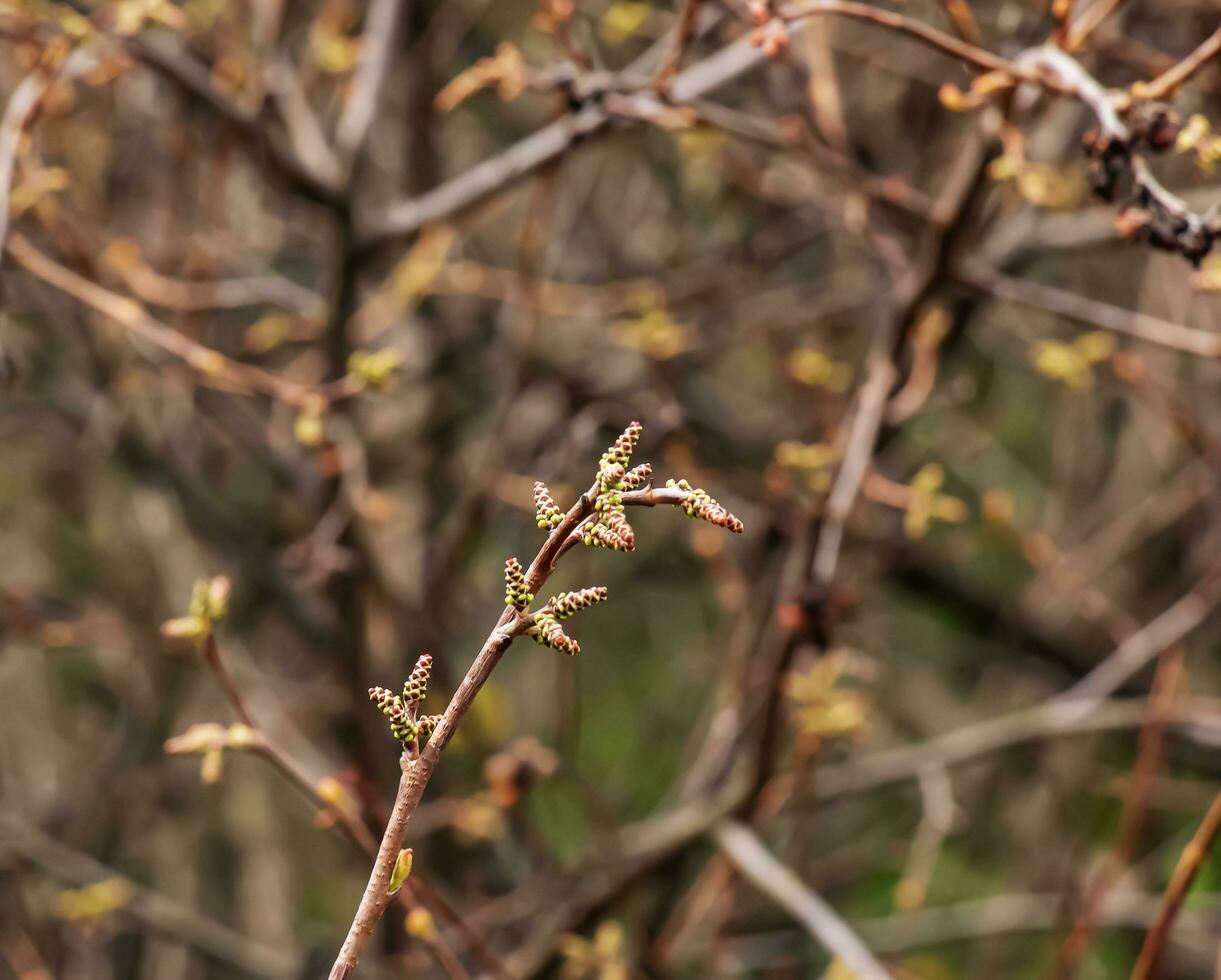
[{"x1": 1, "y1": 0, "x2": 1220, "y2": 977}]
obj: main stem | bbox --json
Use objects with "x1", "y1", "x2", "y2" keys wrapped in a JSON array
[{"x1": 327, "y1": 483, "x2": 601, "y2": 979}]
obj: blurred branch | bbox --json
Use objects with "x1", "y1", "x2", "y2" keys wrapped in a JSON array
[
  {"x1": 0, "y1": 814, "x2": 299, "y2": 979},
  {"x1": 1129, "y1": 26, "x2": 1221, "y2": 102},
  {"x1": 815, "y1": 698, "x2": 1221, "y2": 801},
  {"x1": 0, "y1": 44, "x2": 98, "y2": 255},
  {"x1": 264, "y1": 56, "x2": 344, "y2": 188},
  {"x1": 714, "y1": 821, "x2": 891, "y2": 979},
  {"x1": 956, "y1": 266, "x2": 1221, "y2": 358},
  {"x1": 335, "y1": 0, "x2": 408, "y2": 165},
  {"x1": 0, "y1": 72, "x2": 47, "y2": 257},
  {"x1": 129, "y1": 34, "x2": 345, "y2": 207},
  {"x1": 1131, "y1": 788, "x2": 1221, "y2": 980},
  {"x1": 1055, "y1": 563, "x2": 1221, "y2": 708},
  {"x1": 6, "y1": 234, "x2": 360, "y2": 407},
  {"x1": 853, "y1": 890, "x2": 1216, "y2": 956}
]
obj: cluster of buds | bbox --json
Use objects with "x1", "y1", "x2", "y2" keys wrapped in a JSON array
[
  {"x1": 667, "y1": 479, "x2": 745, "y2": 533},
  {"x1": 1083, "y1": 102, "x2": 1219, "y2": 265},
  {"x1": 504, "y1": 557, "x2": 534, "y2": 609},
  {"x1": 747, "y1": 1, "x2": 789, "y2": 58},
  {"x1": 550, "y1": 586, "x2": 608, "y2": 620},
  {"x1": 161, "y1": 575, "x2": 231, "y2": 641},
  {"x1": 528, "y1": 611, "x2": 581, "y2": 656},
  {"x1": 369, "y1": 653, "x2": 440, "y2": 743},
  {"x1": 584, "y1": 423, "x2": 642, "y2": 552},
  {"x1": 533, "y1": 482, "x2": 564, "y2": 529}
]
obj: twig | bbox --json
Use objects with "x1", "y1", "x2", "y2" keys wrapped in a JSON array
[
  {"x1": 956, "y1": 265, "x2": 1221, "y2": 358},
  {"x1": 328, "y1": 452, "x2": 743, "y2": 978},
  {"x1": 264, "y1": 57, "x2": 344, "y2": 188},
  {"x1": 180, "y1": 619, "x2": 495, "y2": 979},
  {"x1": 1054, "y1": 564, "x2": 1221, "y2": 709},
  {"x1": 1065, "y1": 0, "x2": 1129, "y2": 51},
  {"x1": 812, "y1": 337, "x2": 896, "y2": 588},
  {"x1": 936, "y1": 0, "x2": 981, "y2": 46},
  {"x1": 1130, "y1": 26, "x2": 1221, "y2": 102},
  {"x1": 0, "y1": 814, "x2": 299, "y2": 979},
  {"x1": 6, "y1": 234, "x2": 360, "y2": 407},
  {"x1": 335, "y1": 0, "x2": 408, "y2": 165},
  {"x1": 713, "y1": 821, "x2": 891, "y2": 979},
  {"x1": 852, "y1": 890, "x2": 1214, "y2": 956},
  {"x1": 105, "y1": 250, "x2": 326, "y2": 320},
  {"x1": 0, "y1": 44, "x2": 97, "y2": 255},
  {"x1": 356, "y1": 1, "x2": 1033, "y2": 252},
  {"x1": 1053, "y1": 648, "x2": 1183, "y2": 978},
  {"x1": 652, "y1": 0, "x2": 706, "y2": 90},
  {"x1": 774, "y1": 0, "x2": 1077, "y2": 89},
  {"x1": 1131, "y1": 789, "x2": 1221, "y2": 980},
  {"x1": 0, "y1": 72, "x2": 48, "y2": 257},
  {"x1": 813, "y1": 697, "x2": 1221, "y2": 801},
  {"x1": 129, "y1": 35, "x2": 344, "y2": 206}
]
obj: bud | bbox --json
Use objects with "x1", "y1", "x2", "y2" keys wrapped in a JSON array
[
  {"x1": 348, "y1": 348, "x2": 404, "y2": 390},
  {"x1": 160, "y1": 615, "x2": 205, "y2": 639},
  {"x1": 388, "y1": 848, "x2": 414, "y2": 895},
  {"x1": 205, "y1": 576, "x2": 231, "y2": 622},
  {"x1": 405, "y1": 907, "x2": 436, "y2": 941}
]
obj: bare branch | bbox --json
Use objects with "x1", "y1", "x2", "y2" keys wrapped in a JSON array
[{"x1": 714, "y1": 821, "x2": 892, "y2": 980}]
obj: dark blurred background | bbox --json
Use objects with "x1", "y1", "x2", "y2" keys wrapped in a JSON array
[{"x1": 1, "y1": 0, "x2": 1220, "y2": 977}]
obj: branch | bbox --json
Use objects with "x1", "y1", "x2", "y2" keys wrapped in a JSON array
[
  {"x1": 335, "y1": 0, "x2": 408, "y2": 164},
  {"x1": 1130, "y1": 26, "x2": 1221, "y2": 102},
  {"x1": 327, "y1": 426, "x2": 743, "y2": 978},
  {"x1": 814, "y1": 698, "x2": 1221, "y2": 802},
  {"x1": 1054, "y1": 563, "x2": 1221, "y2": 709},
  {"x1": 1131, "y1": 789, "x2": 1221, "y2": 980},
  {"x1": 129, "y1": 35, "x2": 345, "y2": 208},
  {"x1": 714, "y1": 821, "x2": 891, "y2": 979},
  {"x1": 6, "y1": 234, "x2": 361, "y2": 407},
  {"x1": 0, "y1": 44, "x2": 98, "y2": 255},
  {"x1": 956, "y1": 265, "x2": 1221, "y2": 358},
  {"x1": 0, "y1": 814, "x2": 298, "y2": 978}
]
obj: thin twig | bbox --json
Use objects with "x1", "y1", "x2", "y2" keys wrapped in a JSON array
[
  {"x1": 652, "y1": 0, "x2": 706, "y2": 90},
  {"x1": 328, "y1": 472, "x2": 741, "y2": 978},
  {"x1": 956, "y1": 266, "x2": 1221, "y2": 358},
  {"x1": 1131, "y1": 26, "x2": 1221, "y2": 101},
  {"x1": 335, "y1": 0, "x2": 408, "y2": 165},
  {"x1": 0, "y1": 72, "x2": 48, "y2": 257},
  {"x1": 714, "y1": 821, "x2": 891, "y2": 979},
  {"x1": 0, "y1": 814, "x2": 299, "y2": 979},
  {"x1": 1054, "y1": 564, "x2": 1221, "y2": 709},
  {"x1": 814, "y1": 698, "x2": 1221, "y2": 801},
  {"x1": 6, "y1": 234, "x2": 359, "y2": 407},
  {"x1": 1131, "y1": 789, "x2": 1221, "y2": 980},
  {"x1": 129, "y1": 35, "x2": 344, "y2": 206}
]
